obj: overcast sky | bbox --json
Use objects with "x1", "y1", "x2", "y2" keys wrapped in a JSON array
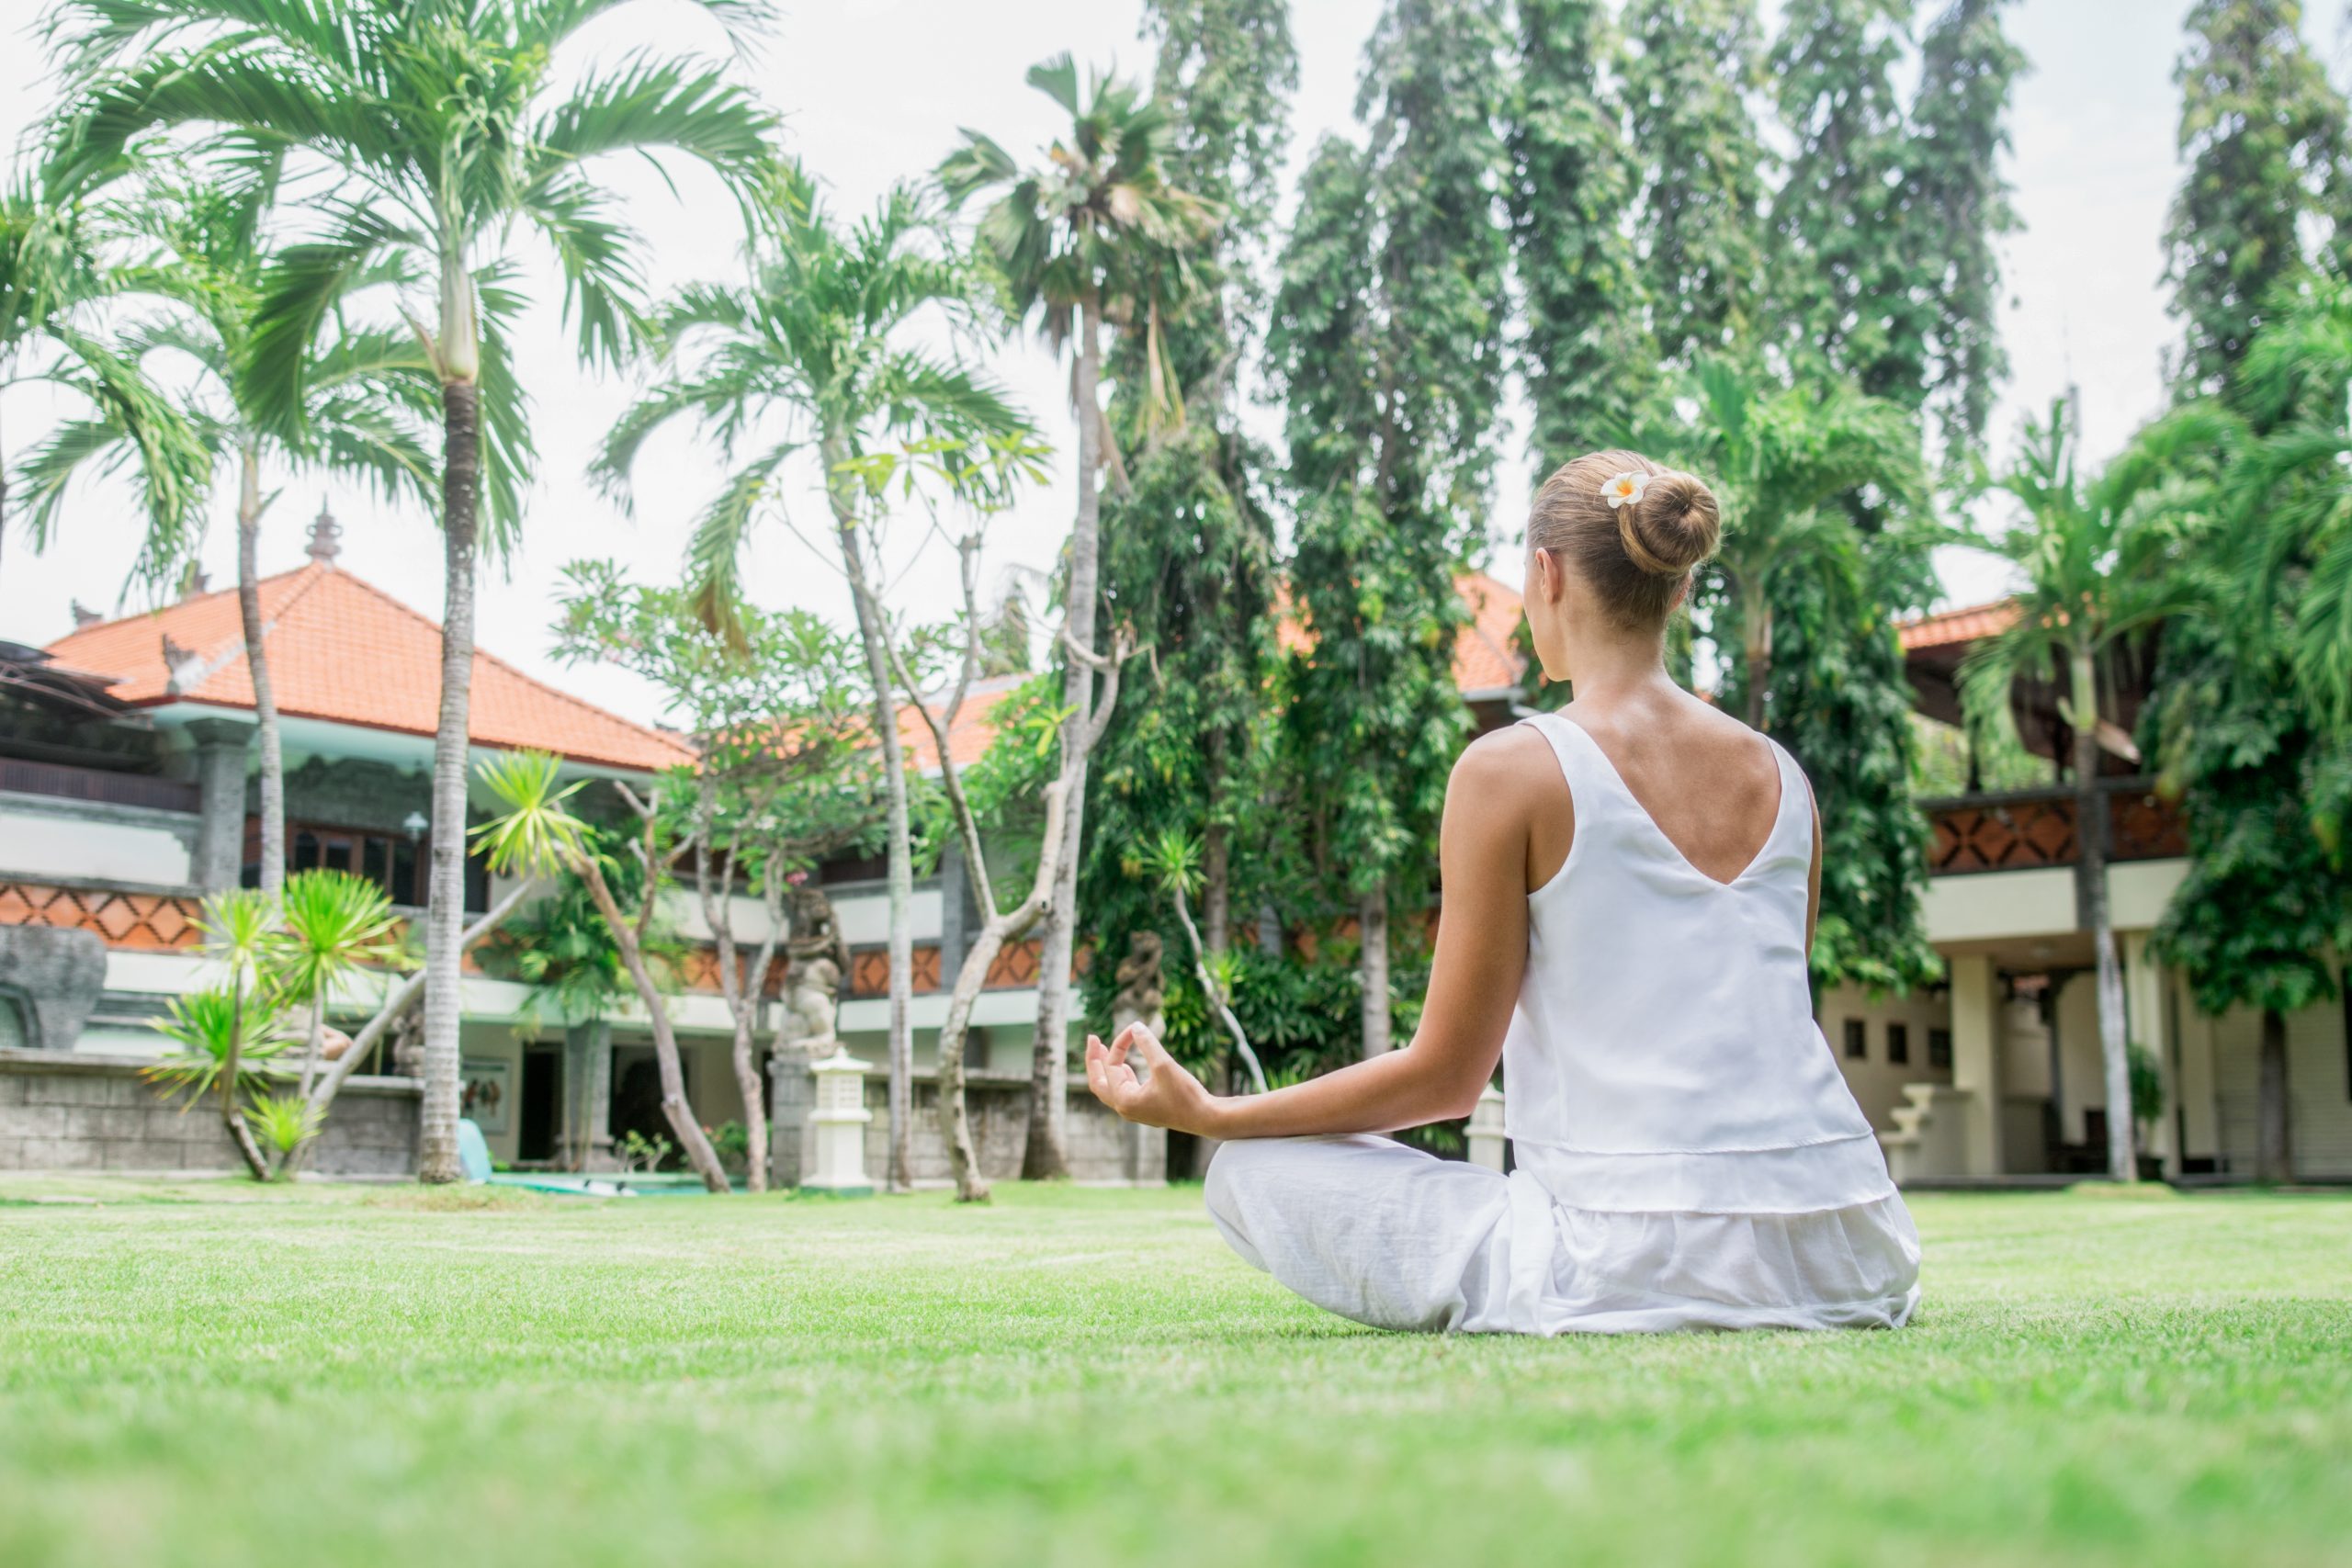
[{"x1": 0, "y1": 1, "x2": 2316, "y2": 728}]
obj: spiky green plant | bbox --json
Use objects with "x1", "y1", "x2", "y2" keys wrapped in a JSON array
[
  {"x1": 244, "y1": 1090, "x2": 322, "y2": 1158},
  {"x1": 277, "y1": 869, "x2": 409, "y2": 1101},
  {"x1": 143, "y1": 983, "x2": 292, "y2": 1111}
]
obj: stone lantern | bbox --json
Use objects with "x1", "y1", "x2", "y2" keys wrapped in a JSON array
[{"x1": 803, "y1": 1047, "x2": 875, "y2": 1196}]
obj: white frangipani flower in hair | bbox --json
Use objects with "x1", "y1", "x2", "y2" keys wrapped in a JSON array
[{"x1": 1600, "y1": 470, "x2": 1649, "y2": 510}]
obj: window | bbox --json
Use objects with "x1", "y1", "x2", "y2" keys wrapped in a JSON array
[
  {"x1": 1843, "y1": 1019, "x2": 1867, "y2": 1060},
  {"x1": 247, "y1": 818, "x2": 487, "y2": 911},
  {"x1": 1928, "y1": 1027, "x2": 1953, "y2": 1071},
  {"x1": 1887, "y1": 1022, "x2": 1910, "y2": 1066}
]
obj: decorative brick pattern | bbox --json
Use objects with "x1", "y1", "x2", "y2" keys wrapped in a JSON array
[
  {"x1": 0, "y1": 881, "x2": 204, "y2": 950},
  {"x1": 1927, "y1": 786, "x2": 2187, "y2": 875}
]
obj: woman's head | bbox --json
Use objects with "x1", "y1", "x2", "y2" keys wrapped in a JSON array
[{"x1": 1522, "y1": 450, "x2": 1720, "y2": 680}]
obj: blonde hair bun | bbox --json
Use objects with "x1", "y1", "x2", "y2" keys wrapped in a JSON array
[{"x1": 1619, "y1": 471, "x2": 1721, "y2": 577}]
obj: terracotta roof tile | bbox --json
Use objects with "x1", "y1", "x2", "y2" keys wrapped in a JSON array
[
  {"x1": 45, "y1": 565, "x2": 693, "y2": 773},
  {"x1": 1899, "y1": 598, "x2": 2020, "y2": 652}
]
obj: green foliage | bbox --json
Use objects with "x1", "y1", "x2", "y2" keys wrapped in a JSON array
[
  {"x1": 469, "y1": 751, "x2": 591, "y2": 881},
  {"x1": 474, "y1": 831, "x2": 684, "y2": 1035},
  {"x1": 2164, "y1": 0, "x2": 2352, "y2": 396},
  {"x1": 2126, "y1": 1043, "x2": 2166, "y2": 1134},
  {"x1": 143, "y1": 984, "x2": 293, "y2": 1109},
  {"x1": 1510, "y1": 0, "x2": 1652, "y2": 459},
  {"x1": 1267, "y1": 0, "x2": 1508, "y2": 959},
  {"x1": 42, "y1": 0, "x2": 783, "y2": 554},
  {"x1": 1622, "y1": 0, "x2": 1770, "y2": 366},
  {"x1": 244, "y1": 1091, "x2": 321, "y2": 1157},
  {"x1": 276, "y1": 870, "x2": 407, "y2": 1012},
  {"x1": 1905, "y1": 0, "x2": 2025, "y2": 461},
  {"x1": 1770, "y1": 0, "x2": 1918, "y2": 399}
]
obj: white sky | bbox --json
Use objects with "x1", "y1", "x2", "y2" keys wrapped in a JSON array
[{"x1": 0, "y1": 0, "x2": 2306, "y2": 728}]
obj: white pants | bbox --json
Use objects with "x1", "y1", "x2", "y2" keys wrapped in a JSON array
[{"x1": 1204, "y1": 1134, "x2": 1923, "y2": 1336}]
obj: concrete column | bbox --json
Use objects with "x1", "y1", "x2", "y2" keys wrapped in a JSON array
[
  {"x1": 2121, "y1": 931, "x2": 2177, "y2": 1175},
  {"x1": 1949, "y1": 953, "x2": 2007, "y2": 1176},
  {"x1": 562, "y1": 1020, "x2": 614, "y2": 1172},
  {"x1": 936, "y1": 841, "x2": 970, "y2": 987},
  {"x1": 185, "y1": 718, "x2": 254, "y2": 891},
  {"x1": 2173, "y1": 973, "x2": 2220, "y2": 1168}
]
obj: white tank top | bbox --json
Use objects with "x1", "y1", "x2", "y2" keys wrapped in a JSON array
[{"x1": 1500, "y1": 713, "x2": 1897, "y2": 1216}]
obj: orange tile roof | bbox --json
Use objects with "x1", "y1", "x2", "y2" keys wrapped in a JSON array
[
  {"x1": 1899, "y1": 598, "x2": 2020, "y2": 652},
  {"x1": 899, "y1": 676, "x2": 1023, "y2": 773},
  {"x1": 45, "y1": 565, "x2": 694, "y2": 773}
]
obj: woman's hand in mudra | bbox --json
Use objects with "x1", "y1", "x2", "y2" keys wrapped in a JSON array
[{"x1": 1085, "y1": 1023, "x2": 1220, "y2": 1136}]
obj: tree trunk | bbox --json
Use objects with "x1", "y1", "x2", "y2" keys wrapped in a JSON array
[
  {"x1": 822, "y1": 425, "x2": 915, "y2": 1192},
  {"x1": 1741, "y1": 575, "x2": 1772, "y2": 732},
  {"x1": 696, "y1": 803, "x2": 779, "y2": 1195},
  {"x1": 1203, "y1": 822, "x2": 1230, "y2": 953},
  {"x1": 2256, "y1": 1005, "x2": 2292, "y2": 1184},
  {"x1": 1358, "y1": 880, "x2": 1391, "y2": 1059},
  {"x1": 578, "y1": 857, "x2": 729, "y2": 1192},
  {"x1": 936, "y1": 924, "x2": 1001, "y2": 1202},
  {"x1": 218, "y1": 973, "x2": 271, "y2": 1180},
  {"x1": 235, "y1": 443, "x2": 284, "y2": 898},
  {"x1": 1025, "y1": 294, "x2": 1112, "y2": 1181},
  {"x1": 417, "y1": 375, "x2": 481, "y2": 1184},
  {"x1": 1173, "y1": 880, "x2": 1264, "y2": 1093},
  {"x1": 2073, "y1": 647, "x2": 2135, "y2": 1183}
]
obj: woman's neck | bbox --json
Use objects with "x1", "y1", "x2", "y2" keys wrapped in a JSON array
[{"x1": 1562, "y1": 635, "x2": 1676, "y2": 708}]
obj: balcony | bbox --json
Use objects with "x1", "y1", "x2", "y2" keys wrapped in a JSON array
[{"x1": 1921, "y1": 778, "x2": 2186, "y2": 876}]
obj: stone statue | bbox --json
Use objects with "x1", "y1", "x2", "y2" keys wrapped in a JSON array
[
  {"x1": 1111, "y1": 930, "x2": 1166, "y2": 1042},
  {"x1": 775, "y1": 954, "x2": 842, "y2": 1057},
  {"x1": 783, "y1": 882, "x2": 849, "y2": 974},
  {"x1": 388, "y1": 998, "x2": 424, "y2": 1079}
]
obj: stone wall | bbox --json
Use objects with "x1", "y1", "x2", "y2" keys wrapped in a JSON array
[{"x1": 0, "y1": 1049, "x2": 419, "y2": 1177}]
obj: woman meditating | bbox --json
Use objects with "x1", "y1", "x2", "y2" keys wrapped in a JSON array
[{"x1": 1085, "y1": 451, "x2": 1920, "y2": 1335}]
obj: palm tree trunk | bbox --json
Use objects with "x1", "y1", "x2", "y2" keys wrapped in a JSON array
[
  {"x1": 1025, "y1": 294, "x2": 1111, "y2": 1181},
  {"x1": 1358, "y1": 880, "x2": 1391, "y2": 1059},
  {"x1": 2256, "y1": 1005, "x2": 2292, "y2": 1184},
  {"x1": 821, "y1": 426, "x2": 915, "y2": 1192},
  {"x1": 235, "y1": 442, "x2": 285, "y2": 898},
  {"x1": 2073, "y1": 647, "x2": 2135, "y2": 1183},
  {"x1": 417, "y1": 376, "x2": 481, "y2": 1185}
]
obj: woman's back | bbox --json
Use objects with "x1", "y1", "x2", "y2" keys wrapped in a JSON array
[{"x1": 1503, "y1": 705, "x2": 1893, "y2": 1218}]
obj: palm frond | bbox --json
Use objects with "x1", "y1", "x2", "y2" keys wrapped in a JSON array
[{"x1": 684, "y1": 437, "x2": 797, "y2": 647}]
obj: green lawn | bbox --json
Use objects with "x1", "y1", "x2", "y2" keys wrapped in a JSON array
[{"x1": 2, "y1": 1179, "x2": 2347, "y2": 1568}]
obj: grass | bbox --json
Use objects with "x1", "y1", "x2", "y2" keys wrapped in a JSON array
[{"x1": 2, "y1": 1179, "x2": 2348, "y2": 1568}]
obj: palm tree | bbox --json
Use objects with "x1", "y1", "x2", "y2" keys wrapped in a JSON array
[
  {"x1": 939, "y1": 54, "x2": 1214, "y2": 1179},
  {"x1": 15, "y1": 175, "x2": 438, "y2": 897},
  {"x1": 2, "y1": 176, "x2": 210, "y2": 589},
  {"x1": 44, "y1": 0, "x2": 780, "y2": 1181},
  {"x1": 1646, "y1": 355, "x2": 1923, "y2": 730},
  {"x1": 1962, "y1": 397, "x2": 2197, "y2": 1184},
  {"x1": 595, "y1": 167, "x2": 1029, "y2": 1192}
]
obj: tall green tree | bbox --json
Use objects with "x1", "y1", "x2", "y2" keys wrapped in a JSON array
[
  {"x1": 15, "y1": 175, "x2": 437, "y2": 899},
  {"x1": 46, "y1": 0, "x2": 780, "y2": 1182},
  {"x1": 595, "y1": 169, "x2": 1029, "y2": 1194},
  {"x1": 1083, "y1": 0, "x2": 1295, "y2": 998},
  {"x1": 1268, "y1": 0, "x2": 1511, "y2": 1060},
  {"x1": 1769, "y1": 0, "x2": 1922, "y2": 400},
  {"x1": 941, "y1": 56, "x2": 1214, "y2": 1177},
  {"x1": 1621, "y1": 0, "x2": 1770, "y2": 367},
  {"x1": 1510, "y1": 0, "x2": 1652, "y2": 462},
  {"x1": 1905, "y1": 0, "x2": 2026, "y2": 463},
  {"x1": 2164, "y1": 0, "x2": 2351, "y2": 397}
]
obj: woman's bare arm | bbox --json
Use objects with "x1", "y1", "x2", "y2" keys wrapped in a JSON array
[{"x1": 1085, "y1": 728, "x2": 1544, "y2": 1140}]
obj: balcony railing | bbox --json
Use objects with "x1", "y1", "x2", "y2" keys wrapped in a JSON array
[
  {"x1": 0, "y1": 758, "x2": 198, "y2": 813},
  {"x1": 1922, "y1": 779, "x2": 2186, "y2": 875}
]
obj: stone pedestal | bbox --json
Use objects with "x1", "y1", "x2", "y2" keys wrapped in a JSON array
[
  {"x1": 1466, "y1": 1081, "x2": 1507, "y2": 1171},
  {"x1": 804, "y1": 1048, "x2": 874, "y2": 1195}
]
